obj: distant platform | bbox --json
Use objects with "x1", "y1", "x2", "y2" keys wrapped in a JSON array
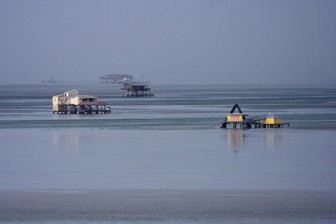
[
  {"x1": 121, "y1": 82, "x2": 154, "y2": 97},
  {"x1": 43, "y1": 74, "x2": 133, "y2": 84}
]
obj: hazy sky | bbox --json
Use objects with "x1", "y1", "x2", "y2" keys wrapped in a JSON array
[{"x1": 0, "y1": 0, "x2": 335, "y2": 85}]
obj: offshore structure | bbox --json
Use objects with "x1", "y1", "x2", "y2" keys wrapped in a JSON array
[
  {"x1": 99, "y1": 74, "x2": 133, "y2": 84},
  {"x1": 52, "y1": 89, "x2": 111, "y2": 114},
  {"x1": 220, "y1": 104, "x2": 289, "y2": 129},
  {"x1": 43, "y1": 74, "x2": 134, "y2": 84},
  {"x1": 120, "y1": 82, "x2": 154, "y2": 97}
]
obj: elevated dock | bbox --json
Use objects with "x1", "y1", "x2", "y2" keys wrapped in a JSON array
[
  {"x1": 220, "y1": 104, "x2": 289, "y2": 129},
  {"x1": 52, "y1": 89, "x2": 111, "y2": 114}
]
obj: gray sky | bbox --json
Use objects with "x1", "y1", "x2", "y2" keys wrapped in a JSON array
[{"x1": 0, "y1": 0, "x2": 335, "y2": 85}]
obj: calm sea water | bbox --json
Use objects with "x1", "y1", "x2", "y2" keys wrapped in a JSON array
[
  {"x1": 0, "y1": 84, "x2": 336, "y2": 129},
  {"x1": 1, "y1": 84, "x2": 336, "y2": 224}
]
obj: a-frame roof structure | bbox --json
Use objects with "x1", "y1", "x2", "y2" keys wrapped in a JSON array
[{"x1": 230, "y1": 104, "x2": 243, "y2": 114}]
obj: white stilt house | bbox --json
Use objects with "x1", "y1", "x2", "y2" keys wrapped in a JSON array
[{"x1": 52, "y1": 89, "x2": 110, "y2": 114}]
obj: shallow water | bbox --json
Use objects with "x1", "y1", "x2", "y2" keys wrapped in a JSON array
[{"x1": 1, "y1": 128, "x2": 335, "y2": 191}]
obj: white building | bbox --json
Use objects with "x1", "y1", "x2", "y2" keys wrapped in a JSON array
[{"x1": 52, "y1": 89, "x2": 109, "y2": 114}]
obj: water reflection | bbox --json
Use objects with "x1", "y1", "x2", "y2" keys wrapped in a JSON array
[
  {"x1": 226, "y1": 129, "x2": 245, "y2": 153},
  {"x1": 226, "y1": 129, "x2": 283, "y2": 152},
  {"x1": 52, "y1": 130, "x2": 79, "y2": 154},
  {"x1": 263, "y1": 130, "x2": 282, "y2": 150},
  {"x1": 51, "y1": 114, "x2": 82, "y2": 120}
]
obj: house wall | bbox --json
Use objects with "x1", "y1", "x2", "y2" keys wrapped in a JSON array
[
  {"x1": 227, "y1": 114, "x2": 243, "y2": 122},
  {"x1": 52, "y1": 95, "x2": 64, "y2": 111},
  {"x1": 69, "y1": 96, "x2": 80, "y2": 105},
  {"x1": 263, "y1": 117, "x2": 282, "y2": 124}
]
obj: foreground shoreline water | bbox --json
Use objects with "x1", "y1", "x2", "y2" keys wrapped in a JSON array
[{"x1": 1, "y1": 189, "x2": 336, "y2": 223}]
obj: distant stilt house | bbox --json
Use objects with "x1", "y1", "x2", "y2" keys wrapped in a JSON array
[
  {"x1": 220, "y1": 104, "x2": 250, "y2": 129},
  {"x1": 52, "y1": 89, "x2": 111, "y2": 114},
  {"x1": 262, "y1": 113, "x2": 282, "y2": 125},
  {"x1": 121, "y1": 82, "x2": 154, "y2": 97},
  {"x1": 220, "y1": 104, "x2": 289, "y2": 129}
]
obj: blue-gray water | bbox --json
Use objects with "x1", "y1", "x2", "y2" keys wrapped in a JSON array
[
  {"x1": 0, "y1": 84, "x2": 336, "y2": 129},
  {"x1": 0, "y1": 84, "x2": 336, "y2": 223}
]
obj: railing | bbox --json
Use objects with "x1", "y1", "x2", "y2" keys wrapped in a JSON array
[{"x1": 79, "y1": 101, "x2": 108, "y2": 105}]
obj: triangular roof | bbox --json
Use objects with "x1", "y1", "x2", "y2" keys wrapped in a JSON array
[{"x1": 230, "y1": 104, "x2": 243, "y2": 114}]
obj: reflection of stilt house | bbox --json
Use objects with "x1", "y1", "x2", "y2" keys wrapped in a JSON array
[
  {"x1": 52, "y1": 89, "x2": 111, "y2": 114},
  {"x1": 121, "y1": 82, "x2": 154, "y2": 97},
  {"x1": 227, "y1": 129, "x2": 244, "y2": 152}
]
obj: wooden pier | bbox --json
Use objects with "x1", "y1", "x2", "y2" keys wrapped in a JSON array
[{"x1": 220, "y1": 104, "x2": 289, "y2": 129}]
